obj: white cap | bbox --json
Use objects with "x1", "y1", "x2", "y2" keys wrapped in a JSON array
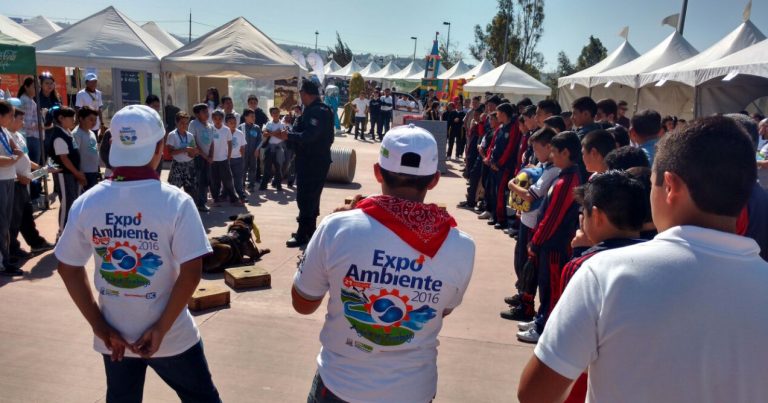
[
  {"x1": 85, "y1": 72, "x2": 98, "y2": 82},
  {"x1": 379, "y1": 124, "x2": 438, "y2": 176},
  {"x1": 109, "y1": 105, "x2": 165, "y2": 167}
]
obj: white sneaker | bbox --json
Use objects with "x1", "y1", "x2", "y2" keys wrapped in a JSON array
[
  {"x1": 478, "y1": 211, "x2": 491, "y2": 219},
  {"x1": 517, "y1": 327, "x2": 541, "y2": 343},
  {"x1": 518, "y1": 320, "x2": 536, "y2": 332}
]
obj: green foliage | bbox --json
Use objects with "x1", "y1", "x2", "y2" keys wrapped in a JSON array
[
  {"x1": 469, "y1": 0, "x2": 545, "y2": 78},
  {"x1": 576, "y1": 36, "x2": 608, "y2": 71},
  {"x1": 328, "y1": 32, "x2": 353, "y2": 66},
  {"x1": 439, "y1": 40, "x2": 465, "y2": 70},
  {"x1": 349, "y1": 73, "x2": 365, "y2": 99},
  {"x1": 546, "y1": 51, "x2": 577, "y2": 97}
]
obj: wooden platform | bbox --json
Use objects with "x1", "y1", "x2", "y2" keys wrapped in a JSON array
[{"x1": 225, "y1": 266, "x2": 271, "y2": 290}]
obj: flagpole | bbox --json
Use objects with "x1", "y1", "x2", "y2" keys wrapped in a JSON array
[{"x1": 678, "y1": 0, "x2": 689, "y2": 34}]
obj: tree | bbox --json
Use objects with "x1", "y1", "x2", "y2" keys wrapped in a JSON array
[
  {"x1": 469, "y1": 0, "x2": 545, "y2": 78},
  {"x1": 546, "y1": 51, "x2": 577, "y2": 97},
  {"x1": 439, "y1": 40, "x2": 465, "y2": 70},
  {"x1": 327, "y1": 32, "x2": 353, "y2": 66},
  {"x1": 575, "y1": 35, "x2": 608, "y2": 71}
]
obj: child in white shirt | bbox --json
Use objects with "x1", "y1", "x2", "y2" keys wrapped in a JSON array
[
  {"x1": 260, "y1": 107, "x2": 286, "y2": 191},
  {"x1": 210, "y1": 110, "x2": 240, "y2": 205},
  {"x1": 226, "y1": 113, "x2": 247, "y2": 202}
]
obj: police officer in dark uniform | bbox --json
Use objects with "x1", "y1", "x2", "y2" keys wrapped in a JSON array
[{"x1": 274, "y1": 79, "x2": 334, "y2": 247}]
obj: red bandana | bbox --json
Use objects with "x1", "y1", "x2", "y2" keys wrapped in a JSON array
[
  {"x1": 110, "y1": 166, "x2": 160, "y2": 182},
  {"x1": 356, "y1": 195, "x2": 457, "y2": 258}
]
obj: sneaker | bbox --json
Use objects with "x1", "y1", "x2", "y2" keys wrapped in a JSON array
[
  {"x1": 30, "y1": 241, "x2": 55, "y2": 254},
  {"x1": 478, "y1": 211, "x2": 491, "y2": 219},
  {"x1": 518, "y1": 320, "x2": 536, "y2": 332},
  {"x1": 456, "y1": 201, "x2": 475, "y2": 210},
  {"x1": 0, "y1": 263, "x2": 24, "y2": 277},
  {"x1": 517, "y1": 327, "x2": 541, "y2": 343},
  {"x1": 197, "y1": 205, "x2": 210, "y2": 213},
  {"x1": 504, "y1": 294, "x2": 522, "y2": 306},
  {"x1": 500, "y1": 306, "x2": 534, "y2": 322},
  {"x1": 494, "y1": 222, "x2": 508, "y2": 230}
]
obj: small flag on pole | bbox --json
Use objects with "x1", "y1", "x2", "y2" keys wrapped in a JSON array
[
  {"x1": 743, "y1": 0, "x2": 752, "y2": 22},
  {"x1": 618, "y1": 26, "x2": 629, "y2": 40},
  {"x1": 661, "y1": 13, "x2": 680, "y2": 29}
]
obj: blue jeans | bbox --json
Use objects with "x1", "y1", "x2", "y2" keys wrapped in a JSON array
[
  {"x1": 102, "y1": 341, "x2": 220, "y2": 403},
  {"x1": 229, "y1": 157, "x2": 246, "y2": 200}
]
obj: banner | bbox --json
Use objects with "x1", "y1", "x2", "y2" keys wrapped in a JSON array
[{"x1": 274, "y1": 78, "x2": 299, "y2": 112}]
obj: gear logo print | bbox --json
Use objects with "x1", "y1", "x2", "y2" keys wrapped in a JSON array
[{"x1": 95, "y1": 241, "x2": 163, "y2": 289}]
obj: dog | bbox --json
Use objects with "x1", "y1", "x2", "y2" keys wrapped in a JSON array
[{"x1": 203, "y1": 213, "x2": 270, "y2": 273}]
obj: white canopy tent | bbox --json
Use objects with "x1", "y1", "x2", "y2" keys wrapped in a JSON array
[
  {"x1": 637, "y1": 20, "x2": 764, "y2": 119},
  {"x1": 411, "y1": 63, "x2": 445, "y2": 80},
  {"x1": 323, "y1": 60, "x2": 341, "y2": 75},
  {"x1": 366, "y1": 61, "x2": 401, "y2": 80},
  {"x1": 590, "y1": 31, "x2": 698, "y2": 110},
  {"x1": 162, "y1": 17, "x2": 302, "y2": 79},
  {"x1": 695, "y1": 38, "x2": 768, "y2": 116},
  {"x1": 385, "y1": 61, "x2": 425, "y2": 82},
  {"x1": 463, "y1": 62, "x2": 551, "y2": 97},
  {"x1": 358, "y1": 61, "x2": 382, "y2": 79},
  {"x1": 437, "y1": 60, "x2": 470, "y2": 80},
  {"x1": 557, "y1": 40, "x2": 640, "y2": 108},
  {"x1": 455, "y1": 59, "x2": 494, "y2": 80},
  {"x1": 34, "y1": 6, "x2": 172, "y2": 72},
  {"x1": 0, "y1": 14, "x2": 41, "y2": 44},
  {"x1": 141, "y1": 21, "x2": 184, "y2": 50},
  {"x1": 327, "y1": 60, "x2": 362, "y2": 78},
  {"x1": 20, "y1": 16, "x2": 61, "y2": 38}
]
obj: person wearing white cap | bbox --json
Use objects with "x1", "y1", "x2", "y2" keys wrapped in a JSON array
[
  {"x1": 75, "y1": 73, "x2": 105, "y2": 134},
  {"x1": 54, "y1": 105, "x2": 221, "y2": 402},
  {"x1": 292, "y1": 124, "x2": 476, "y2": 403}
]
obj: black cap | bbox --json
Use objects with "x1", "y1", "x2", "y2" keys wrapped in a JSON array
[{"x1": 300, "y1": 79, "x2": 320, "y2": 96}]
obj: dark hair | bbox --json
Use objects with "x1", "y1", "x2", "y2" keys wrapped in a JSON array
[
  {"x1": 487, "y1": 95, "x2": 502, "y2": 106},
  {"x1": 192, "y1": 103, "x2": 208, "y2": 116},
  {"x1": 379, "y1": 167, "x2": 436, "y2": 191},
  {"x1": 497, "y1": 103, "x2": 515, "y2": 119},
  {"x1": 145, "y1": 94, "x2": 160, "y2": 105},
  {"x1": 77, "y1": 106, "x2": 99, "y2": 120},
  {"x1": 17, "y1": 77, "x2": 34, "y2": 98},
  {"x1": 474, "y1": 103, "x2": 485, "y2": 113},
  {"x1": 14, "y1": 108, "x2": 25, "y2": 118},
  {"x1": 221, "y1": 96, "x2": 233, "y2": 104},
  {"x1": 242, "y1": 108, "x2": 255, "y2": 119},
  {"x1": 607, "y1": 125, "x2": 630, "y2": 147},
  {"x1": 269, "y1": 107, "x2": 280, "y2": 114},
  {"x1": 522, "y1": 105, "x2": 537, "y2": 118},
  {"x1": 247, "y1": 95, "x2": 258, "y2": 102},
  {"x1": 472, "y1": 96, "x2": 481, "y2": 102},
  {"x1": 632, "y1": 109, "x2": 662, "y2": 137},
  {"x1": 551, "y1": 131, "x2": 581, "y2": 162},
  {"x1": 626, "y1": 166, "x2": 653, "y2": 223},
  {"x1": 604, "y1": 146, "x2": 650, "y2": 170},
  {"x1": 529, "y1": 127, "x2": 556, "y2": 145},
  {"x1": 224, "y1": 113, "x2": 237, "y2": 122},
  {"x1": 543, "y1": 116, "x2": 566, "y2": 132},
  {"x1": 561, "y1": 111, "x2": 573, "y2": 119},
  {"x1": 582, "y1": 129, "x2": 617, "y2": 157},
  {"x1": 537, "y1": 99, "x2": 561, "y2": 116},
  {"x1": 574, "y1": 170, "x2": 646, "y2": 231},
  {"x1": 725, "y1": 113, "x2": 759, "y2": 149},
  {"x1": 618, "y1": 100, "x2": 628, "y2": 108},
  {"x1": 661, "y1": 115, "x2": 677, "y2": 131},
  {"x1": 0, "y1": 100, "x2": 12, "y2": 116},
  {"x1": 175, "y1": 111, "x2": 190, "y2": 123},
  {"x1": 211, "y1": 110, "x2": 224, "y2": 118},
  {"x1": 653, "y1": 116, "x2": 756, "y2": 216},
  {"x1": 572, "y1": 97, "x2": 597, "y2": 117},
  {"x1": 518, "y1": 97, "x2": 533, "y2": 108},
  {"x1": 596, "y1": 98, "x2": 618, "y2": 119},
  {"x1": 206, "y1": 87, "x2": 220, "y2": 107},
  {"x1": 52, "y1": 106, "x2": 76, "y2": 124}
]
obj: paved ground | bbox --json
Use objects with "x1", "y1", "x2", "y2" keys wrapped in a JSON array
[{"x1": 0, "y1": 133, "x2": 534, "y2": 402}]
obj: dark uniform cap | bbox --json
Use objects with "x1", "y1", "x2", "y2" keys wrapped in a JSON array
[{"x1": 300, "y1": 79, "x2": 320, "y2": 96}]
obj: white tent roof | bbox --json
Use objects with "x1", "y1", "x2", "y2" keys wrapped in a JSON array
[
  {"x1": 327, "y1": 59, "x2": 363, "y2": 78},
  {"x1": 20, "y1": 16, "x2": 61, "y2": 38},
  {"x1": 359, "y1": 61, "x2": 382, "y2": 79},
  {"x1": 463, "y1": 62, "x2": 551, "y2": 96},
  {"x1": 162, "y1": 17, "x2": 302, "y2": 79},
  {"x1": 455, "y1": 59, "x2": 495, "y2": 80},
  {"x1": 593, "y1": 31, "x2": 698, "y2": 87},
  {"x1": 558, "y1": 40, "x2": 640, "y2": 88},
  {"x1": 386, "y1": 61, "x2": 425, "y2": 81},
  {"x1": 640, "y1": 20, "x2": 765, "y2": 87},
  {"x1": 438, "y1": 60, "x2": 471, "y2": 79},
  {"x1": 34, "y1": 7, "x2": 171, "y2": 72},
  {"x1": 141, "y1": 21, "x2": 184, "y2": 50},
  {"x1": 366, "y1": 61, "x2": 401, "y2": 80},
  {"x1": 0, "y1": 14, "x2": 41, "y2": 44},
  {"x1": 410, "y1": 63, "x2": 446, "y2": 80},
  {"x1": 324, "y1": 60, "x2": 341, "y2": 75},
  {"x1": 697, "y1": 38, "x2": 768, "y2": 83}
]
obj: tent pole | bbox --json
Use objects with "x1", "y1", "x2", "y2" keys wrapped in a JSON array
[
  {"x1": 33, "y1": 75, "x2": 51, "y2": 210},
  {"x1": 693, "y1": 85, "x2": 699, "y2": 118},
  {"x1": 159, "y1": 69, "x2": 166, "y2": 123}
]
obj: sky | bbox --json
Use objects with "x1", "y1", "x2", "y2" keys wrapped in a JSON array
[{"x1": 5, "y1": 0, "x2": 767, "y2": 71}]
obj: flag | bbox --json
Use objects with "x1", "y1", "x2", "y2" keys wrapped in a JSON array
[
  {"x1": 618, "y1": 26, "x2": 629, "y2": 40},
  {"x1": 743, "y1": 0, "x2": 752, "y2": 22},
  {"x1": 661, "y1": 13, "x2": 679, "y2": 29}
]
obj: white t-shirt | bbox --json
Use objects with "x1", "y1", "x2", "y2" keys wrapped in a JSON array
[
  {"x1": 166, "y1": 129, "x2": 196, "y2": 163},
  {"x1": 54, "y1": 180, "x2": 212, "y2": 358},
  {"x1": 380, "y1": 95, "x2": 393, "y2": 111},
  {"x1": 189, "y1": 119, "x2": 215, "y2": 156},
  {"x1": 352, "y1": 98, "x2": 369, "y2": 118},
  {"x1": 521, "y1": 163, "x2": 560, "y2": 229},
  {"x1": 535, "y1": 225, "x2": 768, "y2": 403},
  {"x1": 1, "y1": 128, "x2": 20, "y2": 180},
  {"x1": 265, "y1": 121, "x2": 286, "y2": 145},
  {"x1": 294, "y1": 209, "x2": 475, "y2": 403},
  {"x1": 53, "y1": 129, "x2": 78, "y2": 156},
  {"x1": 10, "y1": 131, "x2": 31, "y2": 178},
  {"x1": 212, "y1": 126, "x2": 232, "y2": 162},
  {"x1": 229, "y1": 129, "x2": 246, "y2": 159},
  {"x1": 75, "y1": 89, "x2": 104, "y2": 128}
]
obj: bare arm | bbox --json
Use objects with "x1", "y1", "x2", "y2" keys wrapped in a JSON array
[
  {"x1": 508, "y1": 180, "x2": 534, "y2": 200},
  {"x1": 518, "y1": 355, "x2": 574, "y2": 403},
  {"x1": 291, "y1": 285, "x2": 323, "y2": 315}
]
